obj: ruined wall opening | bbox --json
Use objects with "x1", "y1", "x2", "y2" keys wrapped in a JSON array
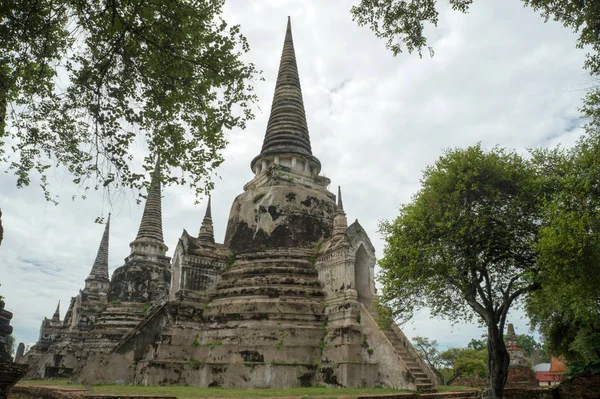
[{"x1": 354, "y1": 244, "x2": 371, "y2": 302}]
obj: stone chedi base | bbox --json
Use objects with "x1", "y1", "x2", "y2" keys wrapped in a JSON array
[{"x1": 0, "y1": 302, "x2": 28, "y2": 399}]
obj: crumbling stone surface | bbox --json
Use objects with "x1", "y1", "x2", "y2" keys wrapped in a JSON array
[
  {"x1": 108, "y1": 261, "x2": 170, "y2": 303},
  {"x1": 224, "y1": 184, "x2": 336, "y2": 255}
]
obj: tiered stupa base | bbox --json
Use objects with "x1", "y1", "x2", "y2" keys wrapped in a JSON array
[{"x1": 85, "y1": 252, "x2": 379, "y2": 387}]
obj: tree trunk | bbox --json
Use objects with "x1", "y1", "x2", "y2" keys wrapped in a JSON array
[
  {"x1": 445, "y1": 368, "x2": 462, "y2": 386},
  {"x1": 483, "y1": 325, "x2": 510, "y2": 399}
]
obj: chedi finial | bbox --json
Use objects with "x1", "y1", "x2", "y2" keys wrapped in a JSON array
[
  {"x1": 52, "y1": 301, "x2": 60, "y2": 321},
  {"x1": 333, "y1": 186, "x2": 348, "y2": 237},
  {"x1": 337, "y1": 186, "x2": 344, "y2": 213},
  {"x1": 250, "y1": 17, "x2": 321, "y2": 176},
  {"x1": 88, "y1": 214, "x2": 110, "y2": 282},
  {"x1": 198, "y1": 195, "x2": 215, "y2": 246},
  {"x1": 136, "y1": 157, "x2": 164, "y2": 243}
]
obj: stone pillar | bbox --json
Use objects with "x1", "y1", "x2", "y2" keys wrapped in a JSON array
[
  {"x1": 14, "y1": 343, "x2": 24, "y2": 362},
  {"x1": 0, "y1": 301, "x2": 28, "y2": 399}
]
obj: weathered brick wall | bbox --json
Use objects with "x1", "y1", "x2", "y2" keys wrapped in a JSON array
[
  {"x1": 0, "y1": 363, "x2": 29, "y2": 399},
  {"x1": 503, "y1": 388, "x2": 554, "y2": 399},
  {"x1": 0, "y1": 302, "x2": 29, "y2": 399},
  {"x1": 506, "y1": 365, "x2": 538, "y2": 388},
  {"x1": 554, "y1": 372, "x2": 600, "y2": 399}
]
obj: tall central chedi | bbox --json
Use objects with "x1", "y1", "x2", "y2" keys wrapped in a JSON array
[{"x1": 73, "y1": 18, "x2": 437, "y2": 391}]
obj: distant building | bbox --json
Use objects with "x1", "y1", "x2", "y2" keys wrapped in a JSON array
[{"x1": 535, "y1": 357, "x2": 565, "y2": 386}]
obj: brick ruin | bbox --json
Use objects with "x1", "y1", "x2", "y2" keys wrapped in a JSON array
[
  {"x1": 18, "y1": 18, "x2": 436, "y2": 391},
  {"x1": 505, "y1": 323, "x2": 538, "y2": 388},
  {"x1": 0, "y1": 300, "x2": 29, "y2": 399}
]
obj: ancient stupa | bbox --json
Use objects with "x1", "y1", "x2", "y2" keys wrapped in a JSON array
[
  {"x1": 505, "y1": 323, "x2": 537, "y2": 388},
  {"x1": 21, "y1": 18, "x2": 435, "y2": 391}
]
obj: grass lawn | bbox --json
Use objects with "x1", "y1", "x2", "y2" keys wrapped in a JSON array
[{"x1": 18, "y1": 380, "x2": 411, "y2": 398}]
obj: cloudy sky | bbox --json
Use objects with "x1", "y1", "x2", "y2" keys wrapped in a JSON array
[{"x1": 0, "y1": 0, "x2": 592, "y2": 352}]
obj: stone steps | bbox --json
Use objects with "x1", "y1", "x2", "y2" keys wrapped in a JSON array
[{"x1": 363, "y1": 305, "x2": 436, "y2": 393}]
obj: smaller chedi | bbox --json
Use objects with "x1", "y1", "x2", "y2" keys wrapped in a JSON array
[
  {"x1": 505, "y1": 323, "x2": 538, "y2": 388},
  {"x1": 19, "y1": 162, "x2": 171, "y2": 379}
]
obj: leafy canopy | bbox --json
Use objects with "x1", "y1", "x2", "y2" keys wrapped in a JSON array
[
  {"x1": 412, "y1": 335, "x2": 488, "y2": 386},
  {"x1": 1, "y1": 0, "x2": 260, "y2": 202},
  {"x1": 527, "y1": 130, "x2": 600, "y2": 364},
  {"x1": 440, "y1": 346, "x2": 487, "y2": 381},
  {"x1": 351, "y1": 0, "x2": 600, "y2": 75},
  {"x1": 378, "y1": 144, "x2": 540, "y2": 327}
]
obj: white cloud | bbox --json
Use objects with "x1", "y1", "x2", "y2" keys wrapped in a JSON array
[{"x1": 0, "y1": 0, "x2": 591, "y2": 350}]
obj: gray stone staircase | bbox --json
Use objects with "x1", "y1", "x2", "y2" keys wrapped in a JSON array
[
  {"x1": 364, "y1": 304, "x2": 436, "y2": 393},
  {"x1": 382, "y1": 328, "x2": 435, "y2": 392}
]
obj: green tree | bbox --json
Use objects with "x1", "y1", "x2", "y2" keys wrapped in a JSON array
[
  {"x1": 378, "y1": 145, "x2": 541, "y2": 399},
  {"x1": 1, "y1": 0, "x2": 259, "y2": 204},
  {"x1": 467, "y1": 336, "x2": 487, "y2": 352},
  {"x1": 527, "y1": 131, "x2": 600, "y2": 369},
  {"x1": 440, "y1": 346, "x2": 487, "y2": 385},
  {"x1": 350, "y1": 0, "x2": 600, "y2": 74},
  {"x1": 412, "y1": 336, "x2": 447, "y2": 384}
]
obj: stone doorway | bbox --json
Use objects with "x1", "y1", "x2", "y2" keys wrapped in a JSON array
[{"x1": 355, "y1": 244, "x2": 371, "y2": 303}]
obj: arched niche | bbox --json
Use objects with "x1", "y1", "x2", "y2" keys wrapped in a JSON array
[{"x1": 354, "y1": 244, "x2": 372, "y2": 303}]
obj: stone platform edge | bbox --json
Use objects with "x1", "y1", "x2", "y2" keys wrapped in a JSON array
[{"x1": 9, "y1": 385, "x2": 488, "y2": 399}]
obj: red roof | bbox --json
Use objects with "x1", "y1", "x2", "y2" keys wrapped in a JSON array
[
  {"x1": 549, "y1": 356, "x2": 566, "y2": 374},
  {"x1": 536, "y1": 371, "x2": 556, "y2": 382},
  {"x1": 536, "y1": 370, "x2": 565, "y2": 383}
]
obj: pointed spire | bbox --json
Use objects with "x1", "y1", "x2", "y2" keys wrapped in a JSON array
[
  {"x1": 136, "y1": 158, "x2": 164, "y2": 243},
  {"x1": 506, "y1": 323, "x2": 518, "y2": 349},
  {"x1": 88, "y1": 214, "x2": 110, "y2": 281},
  {"x1": 198, "y1": 195, "x2": 215, "y2": 246},
  {"x1": 205, "y1": 195, "x2": 212, "y2": 219},
  {"x1": 333, "y1": 186, "x2": 348, "y2": 238},
  {"x1": 52, "y1": 301, "x2": 60, "y2": 321},
  {"x1": 251, "y1": 17, "x2": 320, "y2": 173},
  {"x1": 337, "y1": 186, "x2": 345, "y2": 213}
]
